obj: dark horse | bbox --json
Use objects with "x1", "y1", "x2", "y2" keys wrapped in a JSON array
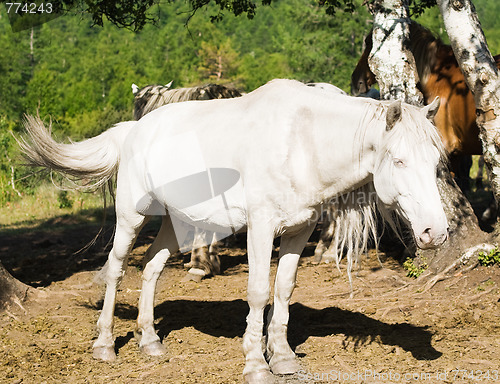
[{"x1": 351, "y1": 20, "x2": 500, "y2": 189}]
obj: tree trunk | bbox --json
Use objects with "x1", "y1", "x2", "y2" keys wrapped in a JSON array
[
  {"x1": 420, "y1": 163, "x2": 489, "y2": 273},
  {"x1": 437, "y1": 0, "x2": 500, "y2": 219},
  {"x1": 367, "y1": 0, "x2": 422, "y2": 104},
  {"x1": 368, "y1": 0, "x2": 489, "y2": 274},
  {"x1": 0, "y1": 260, "x2": 31, "y2": 310}
]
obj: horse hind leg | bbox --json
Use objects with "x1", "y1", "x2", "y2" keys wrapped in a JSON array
[
  {"x1": 183, "y1": 229, "x2": 221, "y2": 282},
  {"x1": 93, "y1": 213, "x2": 149, "y2": 361},
  {"x1": 136, "y1": 215, "x2": 189, "y2": 356},
  {"x1": 208, "y1": 233, "x2": 221, "y2": 275}
]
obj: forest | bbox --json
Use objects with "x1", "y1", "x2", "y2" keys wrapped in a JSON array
[{"x1": 1, "y1": 0, "x2": 500, "y2": 205}]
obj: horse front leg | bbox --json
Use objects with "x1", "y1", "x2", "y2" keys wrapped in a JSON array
[
  {"x1": 93, "y1": 214, "x2": 148, "y2": 361},
  {"x1": 243, "y1": 217, "x2": 275, "y2": 383},
  {"x1": 136, "y1": 215, "x2": 188, "y2": 355},
  {"x1": 267, "y1": 222, "x2": 316, "y2": 375}
]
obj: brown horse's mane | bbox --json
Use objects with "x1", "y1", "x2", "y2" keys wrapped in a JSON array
[{"x1": 407, "y1": 21, "x2": 443, "y2": 85}]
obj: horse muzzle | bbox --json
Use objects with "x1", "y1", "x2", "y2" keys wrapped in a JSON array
[{"x1": 415, "y1": 226, "x2": 449, "y2": 249}]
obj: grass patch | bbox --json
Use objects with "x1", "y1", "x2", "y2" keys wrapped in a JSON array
[
  {"x1": 403, "y1": 257, "x2": 428, "y2": 278},
  {"x1": 0, "y1": 184, "x2": 107, "y2": 230},
  {"x1": 478, "y1": 247, "x2": 500, "y2": 267}
]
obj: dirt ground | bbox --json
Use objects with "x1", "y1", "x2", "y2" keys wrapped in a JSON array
[{"x1": 1, "y1": 216, "x2": 500, "y2": 384}]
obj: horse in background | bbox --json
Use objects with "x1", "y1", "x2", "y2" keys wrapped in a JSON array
[
  {"x1": 132, "y1": 81, "x2": 242, "y2": 281},
  {"x1": 351, "y1": 20, "x2": 500, "y2": 191},
  {"x1": 132, "y1": 82, "x2": 242, "y2": 120}
]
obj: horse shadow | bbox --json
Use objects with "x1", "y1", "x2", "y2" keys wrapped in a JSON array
[{"x1": 109, "y1": 299, "x2": 441, "y2": 361}]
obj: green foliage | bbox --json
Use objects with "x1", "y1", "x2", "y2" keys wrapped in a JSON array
[
  {"x1": 408, "y1": 0, "x2": 437, "y2": 16},
  {"x1": 57, "y1": 190, "x2": 73, "y2": 208},
  {"x1": 478, "y1": 248, "x2": 500, "y2": 267},
  {"x1": 403, "y1": 257, "x2": 428, "y2": 278},
  {"x1": 319, "y1": 0, "x2": 356, "y2": 14}
]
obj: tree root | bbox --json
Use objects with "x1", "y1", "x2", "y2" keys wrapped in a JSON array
[{"x1": 418, "y1": 243, "x2": 496, "y2": 292}]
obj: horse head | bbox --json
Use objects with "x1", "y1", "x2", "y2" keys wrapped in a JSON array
[{"x1": 372, "y1": 97, "x2": 448, "y2": 249}]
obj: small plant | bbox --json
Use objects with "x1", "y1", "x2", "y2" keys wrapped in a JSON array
[
  {"x1": 478, "y1": 248, "x2": 500, "y2": 266},
  {"x1": 403, "y1": 257, "x2": 428, "y2": 278},
  {"x1": 57, "y1": 190, "x2": 73, "y2": 209}
]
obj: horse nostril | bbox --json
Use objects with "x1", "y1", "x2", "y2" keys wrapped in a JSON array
[{"x1": 419, "y1": 227, "x2": 433, "y2": 244}]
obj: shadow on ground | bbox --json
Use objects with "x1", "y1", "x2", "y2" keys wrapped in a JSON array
[{"x1": 102, "y1": 299, "x2": 441, "y2": 361}]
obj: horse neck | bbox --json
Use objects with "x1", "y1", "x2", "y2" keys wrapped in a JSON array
[{"x1": 312, "y1": 100, "x2": 381, "y2": 200}]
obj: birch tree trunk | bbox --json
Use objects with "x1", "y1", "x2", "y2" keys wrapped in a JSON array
[
  {"x1": 367, "y1": 0, "x2": 490, "y2": 275},
  {"x1": 437, "y1": 0, "x2": 500, "y2": 219},
  {"x1": 367, "y1": 0, "x2": 422, "y2": 105}
]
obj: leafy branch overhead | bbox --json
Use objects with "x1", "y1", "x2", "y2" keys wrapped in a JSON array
[
  {"x1": 50, "y1": 0, "x2": 272, "y2": 29},
  {"x1": 51, "y1": 0, "x2": 159, "y2": 31},
  {"x1": 47, "y1": 0, "x2": 439, "y2": 30}
]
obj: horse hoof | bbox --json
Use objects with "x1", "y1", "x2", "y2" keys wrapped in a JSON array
[
  {"x1": 93, "y1": 346, "x2": 116, "y2": 362},
  {"x1": 244, "y1": 370, "x2": 275, "y2": 384},
  {"x1": 270, "y1": 359, "x2": 301, "y2": 375},
  {"x1": 140, "y1": 341, "x2": 166, "y2": 356},
  {"x1": 182, "y1": 268, "x2": 205, "y2": 283}
]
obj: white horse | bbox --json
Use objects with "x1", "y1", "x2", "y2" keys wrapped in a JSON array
[{"x1": 21, "y1": 79, "x2": 448, "y2": 383}]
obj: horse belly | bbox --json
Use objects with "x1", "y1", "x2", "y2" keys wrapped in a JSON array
[
  {"x1": 168, "y1": 198, "x2": 247, "y2": 234},
  {"x1": 130, "y1": 141, "x2": 247, "y2": 233}
]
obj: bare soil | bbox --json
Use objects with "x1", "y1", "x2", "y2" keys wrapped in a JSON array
[{"x1": 1, "y1": 216, "x2": 500, "y2": 384}]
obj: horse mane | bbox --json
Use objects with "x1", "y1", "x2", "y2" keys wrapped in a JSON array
[
  {"x1": 133, "y1": 83, "x2": 242, "y2": 120},
  {"x1": 407, "y1": 20, "x2": 444, "y2": 85},
  {"x1": 327, "y1": 183, "x2": 379, "y2": 285}
]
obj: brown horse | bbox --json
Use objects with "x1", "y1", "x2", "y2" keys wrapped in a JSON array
[{"x1": 351, "y1": 20, "x2": 500, "y2": 185}]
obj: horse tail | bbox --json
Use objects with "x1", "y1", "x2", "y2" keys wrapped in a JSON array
[{"x1": 20, "y1": 114, "x2": 135, "y2": 188}]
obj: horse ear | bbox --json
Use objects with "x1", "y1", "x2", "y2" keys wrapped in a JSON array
[
  {"x1": 386, "y1": 100, "x2": 402, "y2": 131},
  {"x1": 422, "y1": 96, "x2": 440, "y2": 121}
]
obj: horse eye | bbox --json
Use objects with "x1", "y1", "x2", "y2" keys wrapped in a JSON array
[{"x1": 394, "y1": 158, "x2": 406, "y2": 168}]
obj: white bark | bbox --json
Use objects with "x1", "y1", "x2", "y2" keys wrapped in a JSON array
[
  {"x1": 367, "y1": 0, "x2": 422, "y2": 104},
  {"x1": 437, "y1": 0, "x2": 500, "y2": 208}
]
